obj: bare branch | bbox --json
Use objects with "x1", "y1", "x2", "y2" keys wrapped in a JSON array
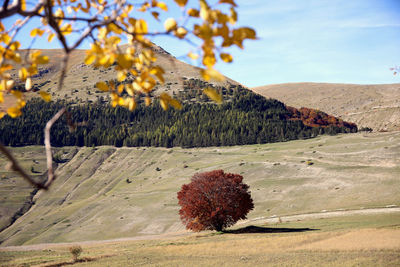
[
  {"x1": 0, "y1": 0, "x2": 44, "y2": 20},
  {"x1": 0, "y1": 143, "x2": 47, "y2": 189},
  {"x1": 57, "y1": 54, "x2": 69, "y2": 91},
  {"x1": 43, "y1": 107, "x2": 66, "y2": 188}
]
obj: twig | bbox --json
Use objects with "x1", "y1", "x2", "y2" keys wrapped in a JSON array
[
  {"x1": 0, "y1": 143, "x2": 47, "y2": 189},
  {"x1": 43, "y1": 107, "x2": 66, "y2": 188}
]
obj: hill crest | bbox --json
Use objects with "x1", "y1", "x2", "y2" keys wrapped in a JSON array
[{"x1": 252, "y1": 82, "x2": 400, "y2": 131}]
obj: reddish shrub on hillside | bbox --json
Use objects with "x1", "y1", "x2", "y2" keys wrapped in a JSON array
[
  {"x1": 286, "y1": 106, "x2": 357, "y2": 130},
  {"x1": 177, "y1": 170, "x2": 254, "y2": 232}
]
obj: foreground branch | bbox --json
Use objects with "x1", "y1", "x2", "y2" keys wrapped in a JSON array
[
  {"x1": 0, "y1": 107, "x2": 68, "y2": 190},
  {"x1": 0, "y1": 143, "x2": 47, "y2": 189},
  {"x1": 43, "y1": 108, "x2": 66, "y2": 188}
]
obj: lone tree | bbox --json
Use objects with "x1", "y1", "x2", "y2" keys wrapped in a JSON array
[{"x1": 177, "y1": 169, "x2": 254, "y2": 232}]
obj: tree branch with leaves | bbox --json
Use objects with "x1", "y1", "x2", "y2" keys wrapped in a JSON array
[{"x1": 0, "y1": 0, "x2": 256, "y2": 189}]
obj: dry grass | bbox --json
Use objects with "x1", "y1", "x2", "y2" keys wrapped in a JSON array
[
  {"x1": 1, "y1": 214, "x2": 400, "y2": 266},
  {"x1": 252, "y1": 82, "x2": 400, "y2": 131},
  {"x1": 0, "y1": 132, "x2": 399, "y2": 246}
]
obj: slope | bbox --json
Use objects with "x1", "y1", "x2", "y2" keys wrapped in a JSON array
[
  {"x1": 0, "y1": 44, "x2": 239, "y2": 112},
  {"x1": 252, "y1": 82, "x2": 400, "y2": 131},
  {"x1": 0, "y1": 131, "x2": 399, "y2": 246}
]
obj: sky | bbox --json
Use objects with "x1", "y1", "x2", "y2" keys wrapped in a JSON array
[{"x1": 2, "y1": 0, "x2": 400, "y2": 87}]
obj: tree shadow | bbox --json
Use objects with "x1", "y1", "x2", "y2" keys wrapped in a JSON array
[
  {"x1": 40, "y1": 255, "x2": 114, "y2": 267},
  {"x1": 223, "y1": 225, "x2": 319, "y2": 234}
]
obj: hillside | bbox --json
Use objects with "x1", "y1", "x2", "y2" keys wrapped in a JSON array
[
  {"x1": 252, "y1": 82, "x2": 400, "y2": 132},
  {"x1": 0, "y1": 132, "x2": 399, "y2": 246},
  {"x1": 0, "y1": 85, "x2": 356, "y2": 148},
  {"x1": 0, "y1": 44, "x2": 239, "y2": 112}
]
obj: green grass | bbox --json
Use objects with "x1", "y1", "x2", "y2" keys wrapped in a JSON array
[{"x1": 0, "y1": 132, "x2": 399, "y2": 246}]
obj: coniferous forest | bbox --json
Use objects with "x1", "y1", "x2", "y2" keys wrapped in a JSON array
[{"x1": 0, "y1": 85, "x2": 357, "y2": 148}]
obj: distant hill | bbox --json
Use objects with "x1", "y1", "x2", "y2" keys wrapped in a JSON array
[{"x1": 252, "y1": 82, "x2": 400, "y2": 132}]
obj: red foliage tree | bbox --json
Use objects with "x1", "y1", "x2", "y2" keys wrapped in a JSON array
[{"x1": 177, "y1": 170, "x2": 254, "y2": 232}]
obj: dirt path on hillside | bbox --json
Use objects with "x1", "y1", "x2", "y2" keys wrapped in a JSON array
[{"x1": 1, "y1": 206, "x2": 399, "y2": 252}]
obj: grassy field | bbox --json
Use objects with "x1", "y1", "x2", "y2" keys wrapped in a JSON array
[
  {"x1": 0, "y1": 131, "x2": 399, "y2": 247},
  {"x1": 1, "y1": 213, "x2": 399, "y2": 266}
]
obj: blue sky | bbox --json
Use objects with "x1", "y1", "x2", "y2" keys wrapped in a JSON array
[
  {"x1": 3, "y1": 0, "x2": 400, "y2": 87},
  {"x1": 227, "y1": 0, "x2": 400, "y2": 86}
]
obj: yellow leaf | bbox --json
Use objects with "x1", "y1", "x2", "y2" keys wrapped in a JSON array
[
  {"x1": 36, "y1": 55, "x2": 49, "y2": 64},
  {"x1": 7, "y1": 107, "x2": 22, "y2": 118},
  {"x1": 175, "y1": 27, "x2": 187, "y2": 39},
  {"x1": 116, "y1": 54, "x2": 133, "y2": 69},
  {"x1": 30, "y1": 28, "x2": 44, "y2": 37},
  {"x1": 25, "y1": 77, "x2": 32, "y2": 91},
  {"x1": 203, "y1": 88, "x2": 222, "y2": 103},
  {"x1": 0, "y1": 92, "x2": 3, "y2": 103},
  {"x1": 27, "y1": 65, "x2": 37, "y2": 76},
  {"x1": 203, "y1": 54, "x2": 216, "y2": 67},
  {"x1": 117, "y1": 84, "x2": 124, "y2": 94},
  {"x1": 84, "y1": 54, "x2": 96, "y2": 65},
  {"x1": 47, "y1": 33, "x2": 55, "y2": 42},
  {"x1": 117, "y1": 71, "x2": 127, "y2": 82},
  {"x1": 98, "y1": 55, "x2": 110, "y2": 66},
  {"x1": 135, "y1": 19, "x2": 148, "y2": 34},
  {"x1": 157, "y1": 2, "x2": 168, "y2": 11},
  {"x1": 150, "y1": 66, "x2": 165, "y2": 84},
  {"x1": 200, "y1": 68, "x2": 225, "y2": 82},
  {"x1": 125, "y1": 97, "x2": 136, "y2": 111},
  {"x1": 0, "y1": 64, "x2": 13, "y2": 72},
  {"x1": 219, "y1": 0, "x2": 237, "y2": 6},
  {"x1": 199, "y1": 0, "x2": 210, "y2": 21},
  {"x1": 1, "y1": 33, "x2": 11, "y2": 44},
  {"x1": 19, "y1": 67, "x2": 27, "y2": 81},
  {"x1": 11, "y1": 90, "x2": 22, "y2": 98},
  {"x1": 145, "y1": 96, "x2": 151, "y2": 106},
  {"x1": 96, "y1": 82, "x2": 109, "y2": 92},
  {"x1": 0, "y1": 111, "x2": 5, "y2": 119},
  {"x1": 160, "y1": 98, "x2": 169, "y2": 110},
  {"x1": 187, "y1": 8, "x2": 199, "y2": 17},
  {"x1": 170, "y1": 99, "x2": 182, "y2": 110},
  {"x1": 6, "y1": 80, "x2": 15, "y2": 90},
  {"x1": 126, "y1": 84, "x2": 134, "y2": 96},
  {"x1": 17, "y1": 99, "x2": 26, "y2": 108},
  {"x1": 107, "y1": 23, "x2": 122, "y2": 34},
  {"x1": 110, "y1": 93, "x2": 118, "y2": 107},
  {"x1": 151, "y1": 11, "x2": 160, "y2": 20},
  {"x1": 174, "y1": 0, "x2": 188, "y2": 7},
  {"x1": 39, "y1": 91, "x2": 51, "y2": 102},
  {"x1": 220, "y1": 53, "x2": 233, "y2": 63},
  {"x1": 21, "y1": 0, "x2": 26, "y2": 11},
  {"x1": 118, "y1": 97, "x2": 124, "y2": 106},
  {"x1": 229, "y1": 7, "x2": 237, "y2": 24},
  {"x1": 164, "y1": 18, "x2": 177, "y2": 32},
  {"x1": 0, "y1": 22, "x2": 4, "y2": 32},
  {"x1": 60, "y1": 24, "x2": 73, "y2": 35},
  {"x1": 188, "y1": 52, "x2": 199, "y2": 60},
  {"x1": 12, "y1": 52, "x2": 21, "y2": 63},
  {"x1": 9, "y1": 41, "x2": 20, "y2": 51}
]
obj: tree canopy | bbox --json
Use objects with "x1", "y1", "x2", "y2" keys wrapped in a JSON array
[{"x1": 177, "y1": 169, "x2": 254, "y2": 232}]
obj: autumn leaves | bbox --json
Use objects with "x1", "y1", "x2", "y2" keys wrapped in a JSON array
[{"x1": 0, "y1": 0, "x2": 256, "y2": 118}]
